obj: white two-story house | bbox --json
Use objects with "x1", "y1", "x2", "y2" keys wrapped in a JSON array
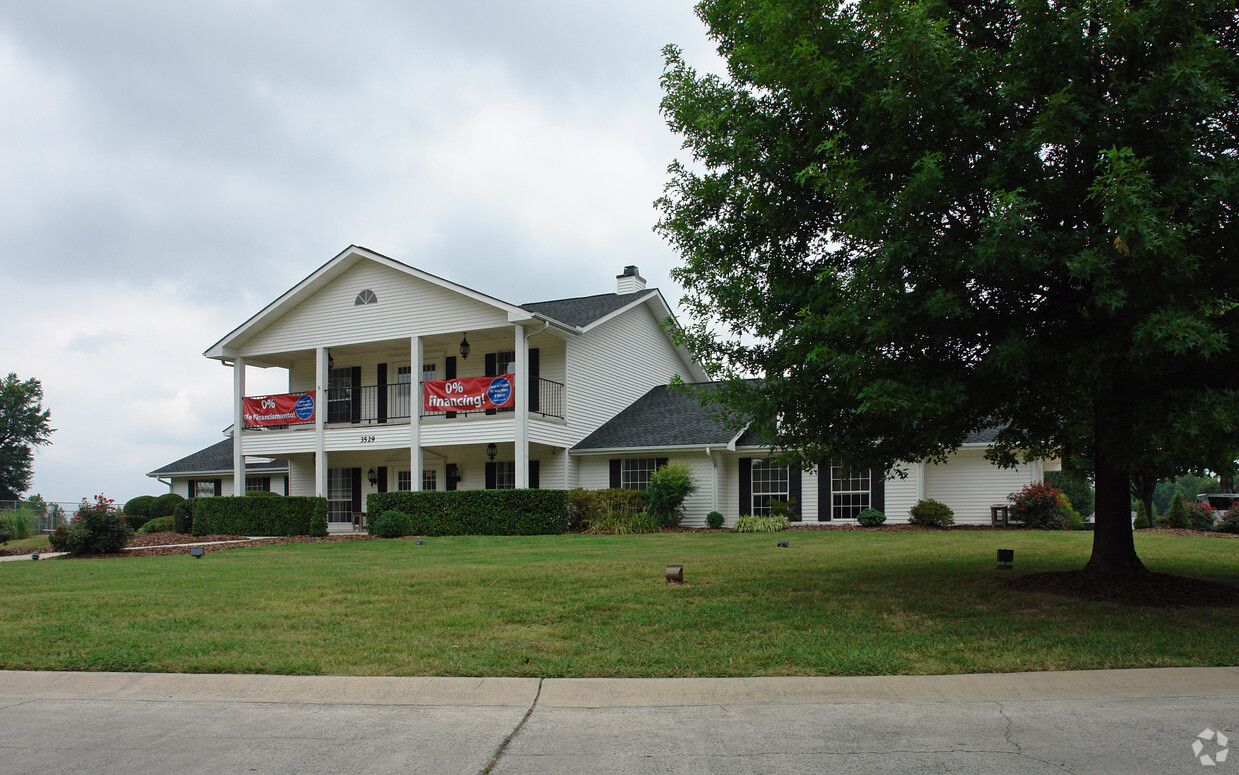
[{"x1": 150, "y1": 245, "x2": 1056, "y2": 530}]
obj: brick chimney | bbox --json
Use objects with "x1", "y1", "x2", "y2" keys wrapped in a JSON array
[{"x1": 616, "y1": 265, "x2": 646, "y2": 294}]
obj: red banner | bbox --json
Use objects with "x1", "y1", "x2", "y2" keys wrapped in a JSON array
[
  {"x1": 242, "y1": 392, "x2": 316, "y2": 426},
  {"x1": 424, "y1": 374, "x2": 515, "y2": 413}
]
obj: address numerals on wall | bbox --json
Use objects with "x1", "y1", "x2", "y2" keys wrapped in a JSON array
[{"x1": 360, "y1": 435, "x2": 376, "y2": 444}]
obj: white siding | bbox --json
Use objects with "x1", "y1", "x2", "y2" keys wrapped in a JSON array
[
  {"x1": 238, "y1": 262, "x2": 511, "y2": 356},
  {"x1": 924, "y1": 447, "x2": 1042, "y2": 524},
  {"x1": 882, "y1": 464, "x2": 920, "y2": 522},
  {"x1": 565, "y1": 303, "x2": 692, "y2": 447}
]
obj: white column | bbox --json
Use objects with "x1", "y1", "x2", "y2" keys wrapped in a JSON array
[
  {"x1": 514, "y1": 324, "x2": 529, "y2": 488},
  {"x1": 916, "y1": 461, "x2": 926, "y2": 503},
  {"x1": 232, "y1": 356, "x2": 245, "y2": 495},
  {"x1": 315, "y1": 347, "x2": 328, "y2": 498},
  {"x1": 411, "y1": 336, "x2": 423, "y2": 490}
]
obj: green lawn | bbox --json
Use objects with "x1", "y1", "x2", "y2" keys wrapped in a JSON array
[{"x1": 1, "y1": 531, "x2": 1236, "y2": 677}]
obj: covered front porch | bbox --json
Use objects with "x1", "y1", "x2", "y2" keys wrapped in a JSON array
[{"x1": 280, "y1": 442, "x2": 569, "y2": 532}]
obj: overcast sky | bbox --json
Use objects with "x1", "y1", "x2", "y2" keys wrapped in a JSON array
[{"x1": 0, "y1": 1, "x2": 722, "y2": 505}]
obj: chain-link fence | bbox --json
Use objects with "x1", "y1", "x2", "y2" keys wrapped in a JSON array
[{"x1": 0, "y1": 500, "x2": 78, "y2": 535}]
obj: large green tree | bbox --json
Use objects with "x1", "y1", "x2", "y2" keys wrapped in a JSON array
[
  {"x1": 658, "y1": 0, "x2": 1239, "y2": 577},
  {"x1": 0, "y1": 373, "x2": 55, "y2": 501}
]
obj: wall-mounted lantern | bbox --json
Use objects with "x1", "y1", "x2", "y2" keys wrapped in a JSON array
[
  {"x1": 486, "y1": 443, "x2": 498, "y2": 461},
  {"x1": 459, "y1": 333, "x2": 471, "y2": 360}
]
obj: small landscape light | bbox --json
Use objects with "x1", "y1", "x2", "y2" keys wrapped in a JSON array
[
  {"x1": 777, "y1": 541, "x2": 789, "y2": 548},
  {"x1": 996, "y1": 548, "x2": 1014, "y2": 569},
  {"x1": 416, "y1": 539, "x2": 425, "y2": 545},
  {"x1": 30, "y1": 553, "x2": 39, "y2": 561},
  {"x1": 190, "y1": 546, "x2": 206, "y2": 559},
  {"x1": 665, "y1": 565, "x2": 684, "y2": 583}
]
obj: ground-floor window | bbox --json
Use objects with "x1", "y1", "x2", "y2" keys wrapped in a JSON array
[
  {"x1": 751, "y1": 459, "x2": 789, "y2": 516},
  {"x1": 194, "y1": 480, "x2": 217, "y2": 498},
  {"x1": 397, "y1": 470, "x2": 411, "y2": 491},
  {"x1": 621, "y1": 458, "x2": 658, "y2": 491},
  {"x1": 492, "y1": 461, "x2": 515, "y2": 490},
  {"x1": 422, "y1": 470, "x2": 437, "y2": 491},
  {"x1": 328, "y1": 468, "x2": 352, "y2": 524},
  {"x1": 831, "y1": 466, "x2": 871, "y2": 520},
  {"x1": 245, "y1": 476, "x2": 269, "y2": 493}
]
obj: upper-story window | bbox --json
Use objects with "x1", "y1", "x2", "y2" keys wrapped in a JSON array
[{"x1": 354, "y1": 289, "x2": 378, "y2": 306}]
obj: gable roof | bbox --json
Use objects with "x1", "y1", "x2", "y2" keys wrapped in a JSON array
[
  {"x1": 147, "y1": 439, "x2": 287, "y2": 477},
  {"x1": 573, "y1": 383, "x2": 743, "y2": 451},
  {"x1": 520, "y1": 290, "x2": 657, "y2": 328}
]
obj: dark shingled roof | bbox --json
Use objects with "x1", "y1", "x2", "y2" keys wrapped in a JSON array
[
  {"x1": 148, "y1": 439, "x2": 287, "y2": 476},
  {"x1": 573, "y1": 383, "x2": 1005, "y2": 452},
  {"x1": 521, "y1": 290, "x2": 656, "y2": 328},
  {"x1": 572, "y1": 383, "x2": 745, "y2": 450}
]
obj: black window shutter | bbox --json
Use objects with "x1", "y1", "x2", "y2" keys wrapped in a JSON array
[
  {"x1": 485, "y1": 353, "x2": 498, "y2": 415},
  {"x1": 262, "y1": 476, "x2": 271, "y2": 492},
  {"x1": 350, "y1": 468, "x2": 363, "y2": 523},
  {"x1": 870, "y1": 466, "x2": 885, "y2": 513},
  {"x1": 789, "y1": 467, "x2": 802, "y2": 519},
  {"x1": 529, "y1": 460, "x2": 540, "y2": 490},
  {"x1": 445, "y1": 357, "x2": 457, "y2": 418},
  {"x1": 377, "y1": 363, "x2": 388, "y2": 423},
  {"x1": 528, "y1": 348, "x2": 540, "y2": 413},
  {"x1": 656, "y1": 457, "x2": 669, "y2": 470},
  {"x1": 350, "y1": 366, "x2": 362, "y2": 424},
  {"x1": 446, "y1": 463, "x2": 458, "y2": 491},
  {"x1": 188, "y1": 479, "x2": 197, "y2": 499},
  {"x1": 818, "y1": 458, "x2": 832, "y2": 521},
  {"x1": 283, "y1": 476, "x2": 289, "y2": 496},
  {"x1": 213, "y1": 479, "x2": 223, "y2": 497},
  {"x1": 377, "y1": 466, "x2": 388, "y2": 493},
  {"x1": 609, "y1": 459, "x2": 621, "y2": 489},
  {"x1": 739, "y1": 458, "x2": 752, "y2": 515},
  {"x1": 485, "y1": 461, "x2": 497, "y2": 489}
]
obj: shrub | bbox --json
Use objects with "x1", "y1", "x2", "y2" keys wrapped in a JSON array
[
  {"x1": 733, "y1": 514, "x2": 790, "y2": 532},
  {"x1": 583, "y1": 510, "x2": 662, "y2": 535},
  {"x1": 769, "y1": 498, "x2": 800, "y2": 522},
  {"x1": 124, "y1": 495, "x2": 155, "y2": 521},
  {"x1": 149, "y1": 493, "x2": 185, "y2": 519},
  {"x1": 0, "y1": 520, "x2": 13, "y2": 544},
  {"x1": 1154, "y1": 514, "x2": 1170, "y2": 527},
  {"x1": 1217, "y1": 507, "x2": 1239, "y2": 534},
  {"x1": 1044, "y1": 470, "x2": 1094, "y2": 520},
  {"x1": 1133, "y1": 501, "x2": 1150, "y2": 528},
  {"x1": 909, "y1": 498, "x2": 954, "y2": 527},
  {"x1": 706, "y1": 511, "x2": 725, "y2": 529},
  {"x1": 567, "y1": 488, "x2": 648, "y2": 532},
  {"x1": 1007, "y1": 482, "x2": 1074, "y2": 530},
  {"x1": 173, "y1": 499, "x2": 194, "y2": 534},
  {"x1": 368, "y1": 490, "x2": 570, "y2": 536},
  {"x1": 48, "y1": 524, "x2": 71, "y2": 552},
  {"x1": 1167, "y1": 493, "x2": 1191, "y2": 529},
  {"x1": 856, "y1": 508, "x2": 886, "y2": 527},
  {"x1": 1184, "y1": 500, "x2": 1218, "y2": 531},
  {"x1": 138, "y1": 516, "x2": 175, "y2": 533},
  {"x1": 368, "y1": 510, "x2": 415, "y2": 538},
  {"x1": 63, "y1": 495, "x2": 133, "y2": 555},
  {"x1": 647, "y1": 463, "x2": 698, "y2": 528},
  {"x1": 191, "y1": 496, "x2": 328, "y2": 537}
]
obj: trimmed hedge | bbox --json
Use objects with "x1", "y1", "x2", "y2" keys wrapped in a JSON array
[
  {"x1": 368, "y1": 510, "x2": 415, "y2": 538},
  {"x1": 150, "y1": 493, "x2": 185, "y2": 519},
  {"x1": 367, "y1": 490, "x2": 569, "y2": 536},
  {"x1": 191, "y1": 496, "x2": 328, "y2": 537},
  {"x1": 139, "y1": 515, "x2": 175, "y2": 533}
]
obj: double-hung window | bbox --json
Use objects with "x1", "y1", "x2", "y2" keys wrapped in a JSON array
[
  {"x1": 831, "y1": 467, "x2": 871, "y2": 520},
  {"x1": 492, "y1": 461, "x2": 515, "y2": 490},
  {"x1": 620, "y1": 458, "x2": 658, "y2": 491},
  {"x1": 750, "y1": 459, "x2": 789, "y2": 516}
]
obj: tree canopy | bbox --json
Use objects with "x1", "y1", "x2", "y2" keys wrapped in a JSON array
[
  {"x1": 0, "y1": 373, "x2": 55, "y2": 501},
  {"x1": 658, "y1": 0, "x2": 1239, "y2": 576}
]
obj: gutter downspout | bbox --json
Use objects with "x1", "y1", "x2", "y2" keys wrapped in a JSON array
[{"x1": 705, "y1": 446, "x2": 719, "y2": 515}]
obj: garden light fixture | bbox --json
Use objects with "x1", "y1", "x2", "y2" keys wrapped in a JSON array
[
  {"x1": 665, "y1": 565, "x2": 684, "y2": 583},
  {"x1": 997, "y1": 548, "x2": 1014, "y2": 569}
]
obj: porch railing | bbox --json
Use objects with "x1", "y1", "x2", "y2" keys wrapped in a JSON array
[{"x1": 311, "y1": 377, "x2": 565, "y2": 425}]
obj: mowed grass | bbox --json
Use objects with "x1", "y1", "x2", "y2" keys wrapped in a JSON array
[{"x1": 1, "y1": 531, "x2": 1236, "y2": 677}]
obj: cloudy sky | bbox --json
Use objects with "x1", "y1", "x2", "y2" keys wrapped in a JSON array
[{"x1": 0, "y1": 1, "x2": 722, "y2": 504}]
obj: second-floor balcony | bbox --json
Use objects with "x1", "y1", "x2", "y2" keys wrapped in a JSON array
[{"x1": 243, "y1": 377, "x2": 565, "y2": 430}]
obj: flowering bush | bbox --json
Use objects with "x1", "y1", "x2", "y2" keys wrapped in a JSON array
[
  {"x1": 61, "y1": 495, "x2": 133, "y2": 555},
  {"x1": 1218, "y1": 507, "x2": 1239, "y2": 534},
  {"x1": 1183, "y1": 500, "x2": 1218, "y2": 531},
  {"x1": 1008, "y1": 482, "x2": 1076, "y2": 530}
]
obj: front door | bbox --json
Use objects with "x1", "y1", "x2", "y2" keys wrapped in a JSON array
[{"x1": 327, "y1": 468, "x2": 353, "y2": 527}]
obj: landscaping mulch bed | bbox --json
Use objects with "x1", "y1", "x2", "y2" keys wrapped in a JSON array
[{"x1": 1010, "y1": 570, "x2": 1239, "y2": 608}]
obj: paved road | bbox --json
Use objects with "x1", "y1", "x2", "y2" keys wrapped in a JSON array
[{"x1": 0, "y1": 668, "x2": 1235, "y2": 774}]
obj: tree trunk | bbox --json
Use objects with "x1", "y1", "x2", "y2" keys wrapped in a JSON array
[{"x1": 1083, "y1": 396, "x2": 1148, "y2": 578}]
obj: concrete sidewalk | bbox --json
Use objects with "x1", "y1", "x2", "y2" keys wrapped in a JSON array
[{"x1": 1, "y1": 668, "x2": 1236, "y2": 774}]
